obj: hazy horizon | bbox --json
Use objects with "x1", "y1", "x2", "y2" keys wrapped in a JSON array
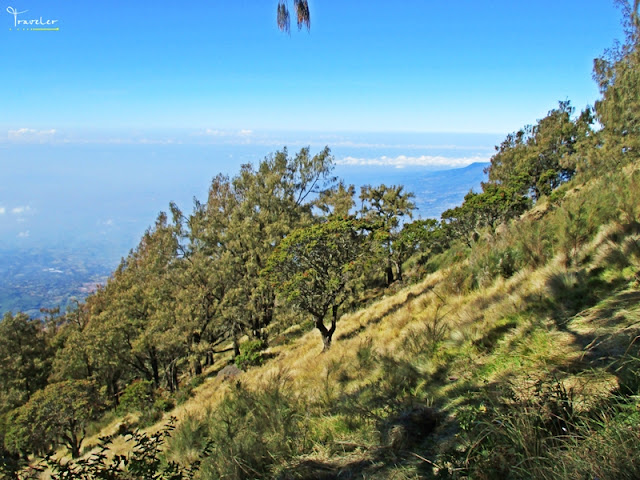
[{"x1": 0, "y1": 131, "x2": 500, "y2": 254}]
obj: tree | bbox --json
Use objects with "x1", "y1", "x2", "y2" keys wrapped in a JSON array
[
  {"x1": 360, "y1": 184, "x2": 416, "y2": 284},
  {"x1": 393, "y1": 218, "x2": 447, "y2": 268},
  {"x1": 265, "y1": 218, "x2": 366, "y2": 350},
  {"x1": 64, "y1": 212, "x2": 186, "y2": 399},
  {"x1": 316, "y1": 181, "x2": 356, "y2": 218},
  {"x1": 485, "y1": 101, "x2": 592, "y2": 200},
  {"x1": 277, "y1": 0, "x2": 310, "y2": 33},
  {"x1": 167, "y1": 146, "x2": 337, "y2": 368},
  {"x1": 0, "y1": 312, "x2": 50, "y2": 411},
  {"x1": 172, "y1": 189, "x2": 235, "y2": 375},
  {"x1": 222, "y1": 147, "x2": 336, "y2": 344},
  {"x1": 441, "y1": 185, "x2": 529, "y2": 246},
  {"x1": 593, "y1": 0, "x2": 640, "y2": 167},
  {"x1": 5, "y1": 380, "x2": 102, "y2": 458}
]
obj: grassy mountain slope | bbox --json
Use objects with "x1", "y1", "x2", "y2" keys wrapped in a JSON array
[{"x1": 103, "y1": 165, "x2": 639, "y2": 479}]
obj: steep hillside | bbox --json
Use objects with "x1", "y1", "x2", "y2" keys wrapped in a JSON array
[
  {"x1": 47, "y1": 164, "x2": 638, "y2": 480},
  {"x1": 3, "y1": 4, "x2": 640, "y2": 477},
  {"x1": 153, "y1": 167, "x2": 639, "y2": 479}
]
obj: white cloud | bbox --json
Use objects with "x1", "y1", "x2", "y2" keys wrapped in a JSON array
[
  {"x1": 17, "y1": 231, "x2": 30, "y2": 238},
  {"x1": 137, "y1": 138, "x2": 178, "y2": 145},
  {"x1": 336, "y1": 154, "x2": 490, "y2": 168},
  {"x1": 193, "y1": 128, "x2": 254, "y2": 138},
  {"x1": 12, "y1": 206, "x2": 32, "y2": 215},
  {"x1": 0, "y1": 207, "x2": 5, "y2": 215},
  {"x1": 8, "y1": 128, "x2": 57, "y2": 143}
]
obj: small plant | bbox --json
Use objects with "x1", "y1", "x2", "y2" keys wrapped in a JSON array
[
  {"x1": 235, "y1": 339, "x2": 267, "y2": 370},
  {"x1": 192, "y1": 374, "x2": 312, "y2": 480},
  {"x1": 41, "y1": 418, "x2": 204, "y2": 480},
  {"x1": 153, "y1": 395, "x2": 175, "y2": 413},
  {"x1": 356, "y1": 337, "x2": 376, "y2": 370},
  {"x1": 455, "y1": 377, "x2": 579, "y2": 479},
  {"x1": 403, "y1": 297, "x2": 449, "y2": 357}
]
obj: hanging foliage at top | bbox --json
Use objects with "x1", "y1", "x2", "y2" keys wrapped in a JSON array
[{"x1": 277, "y1": 0, "x2": 310, "y2": 33}]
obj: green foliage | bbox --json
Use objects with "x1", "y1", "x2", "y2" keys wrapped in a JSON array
[
  {"x1": 512, "y1": 217, "x2": 555, "y2": 268},
  {"x1": 468, "y1": 243, "x2": 523, "y2": 289},
  {"x1": 441, "y1": 185, "x2": 530, "y2": 246},
  {"x1": 153, "y1": 395, "x2": 176, "y2": 414},
  {"x1": 39, "y1": 419, "x2": 201, "y2": 480},
  {"x1": 556, "y1": 198, "x2": 601, "y2": 265},
  {"x1": 315, "y1": 181, "x2": 356, "y2": 218},
  {"x1": 593, "y1": 1, "x2": 640, "y2": 169},
  {"x1": 360, "y1": 184, "x2": 416, "y2": 284},
  {"x1": 118, "y1": 380, "x2": 154, "y2": 414},
  {"x1": 453, "y1": 377, "x2": 577, "y2": 479},
  {"x1": 5, "y1": 380, "x2": 103, "y2": 458},
  {"x1": 0, "y1": 312, "x2": 51, "y2": 413},
  {"x1": 394, "y1": 219, "x2": 448, "y2": 276},
  {"x1": 485, "y1": 101, "x2": 593, "y2": 201},
  {"x1": 265, "y1": 217, "x2": 367, "y2": 349},
  {"x1": 450, "y1": 377, "x2": 640, "y2": 480},
  {"x1": 168, "y1": 376, "x2": 311, "y2": 480},
  {"x1": 402, "y1": 303, "x2": 449, "y2": 357},
  {"x1": 234, "y1": 339, "x2": 267, "y2": 370}
]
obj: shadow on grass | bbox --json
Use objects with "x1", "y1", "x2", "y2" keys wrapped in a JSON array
[
  {"x1": 280, "y1": 454, "x2": 386, "y2": 479},
  {"x1": 336, "y1": 290, "x2": 422, "y2": 341}
]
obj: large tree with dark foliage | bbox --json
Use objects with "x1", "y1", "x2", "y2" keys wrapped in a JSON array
[{"x1": 265, "y1": 218, "x2": 366, "y2": 350}]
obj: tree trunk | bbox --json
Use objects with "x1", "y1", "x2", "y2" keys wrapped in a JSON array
[
  {"x1": 322, "y1": 333, "x2": 333, "y2": 351},
  {"x1": 386, "y1": 235, "x2": 394, "y2": 285},
  {"x1": 316, "y1": 305, "x2": 339, "y2": 351},
  {"x1": 70, "y1": 436, "x2": 81, "y2": 459},
  {"x1": 193, "y1": 359, "x2": 202, "y2": 376},
  {"x1": 166, "y1": 360, "x2": 179, "y2": 392},
  {"x1": 233, "y1": 336, "x2": 241, "y2": 358},
  {"x1": 63, "y1": 430, "x2": 83, "y2": 459},
  {"x1": 386, "y1": 262, "x2": 394, "y2": 286},
  {"x1": 150, "y1": 348, "x2": 160, "y2": 389},
  {"x1": 108, "y1": 374, "x2": 120, "y2": 406}
]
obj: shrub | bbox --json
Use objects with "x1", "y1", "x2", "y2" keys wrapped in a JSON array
[
  {"x1": 454, "y1": 377, "x2": 578, "y2": 479},
  {"x1": 118, "y1": 379, "x2": 154, "y2": 414},
  {"x1": 234, "y1": 339, "x2": 267, "y2": 370},
  {"x1": 167, "y1": 374, "x2": 311, "y2": 480},
  {"x1": 512, "y1": 218, "x2": 554, "y2": 268},
  {"x1": 42, "y1": 419, "x2": 202, "y2": 480}
]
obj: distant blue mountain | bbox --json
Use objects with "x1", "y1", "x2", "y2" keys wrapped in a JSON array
[
  {"x1": 405, "y1": 162, "x2": 489, "y2": 218},
  {"x1": 336, "y1": 162, "x2": 489, "y2": 219}
]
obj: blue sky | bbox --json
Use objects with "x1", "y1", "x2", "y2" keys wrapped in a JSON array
[{"x1": 1, "y1": 0, "x2": 625, "y2": 138}]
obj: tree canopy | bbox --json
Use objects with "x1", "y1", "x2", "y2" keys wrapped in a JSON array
[
  {"x1": 264, "y1": 217, "x2": 367, "y2": 350},
  {"x1": 5, "y1": 380, "x2": 102, "y2": 458}
]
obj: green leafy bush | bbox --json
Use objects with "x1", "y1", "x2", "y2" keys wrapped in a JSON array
[
  {"x1": 234, "y1": 339, "x2": 267, "y2": 370},
  {"x1": 118, "y1": 379, "x2": 154, "y2": 414}
]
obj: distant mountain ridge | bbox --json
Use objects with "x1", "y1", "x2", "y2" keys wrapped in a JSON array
[{"x1": 403, "y1": 162, "x2": 489, "y2": 218}]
